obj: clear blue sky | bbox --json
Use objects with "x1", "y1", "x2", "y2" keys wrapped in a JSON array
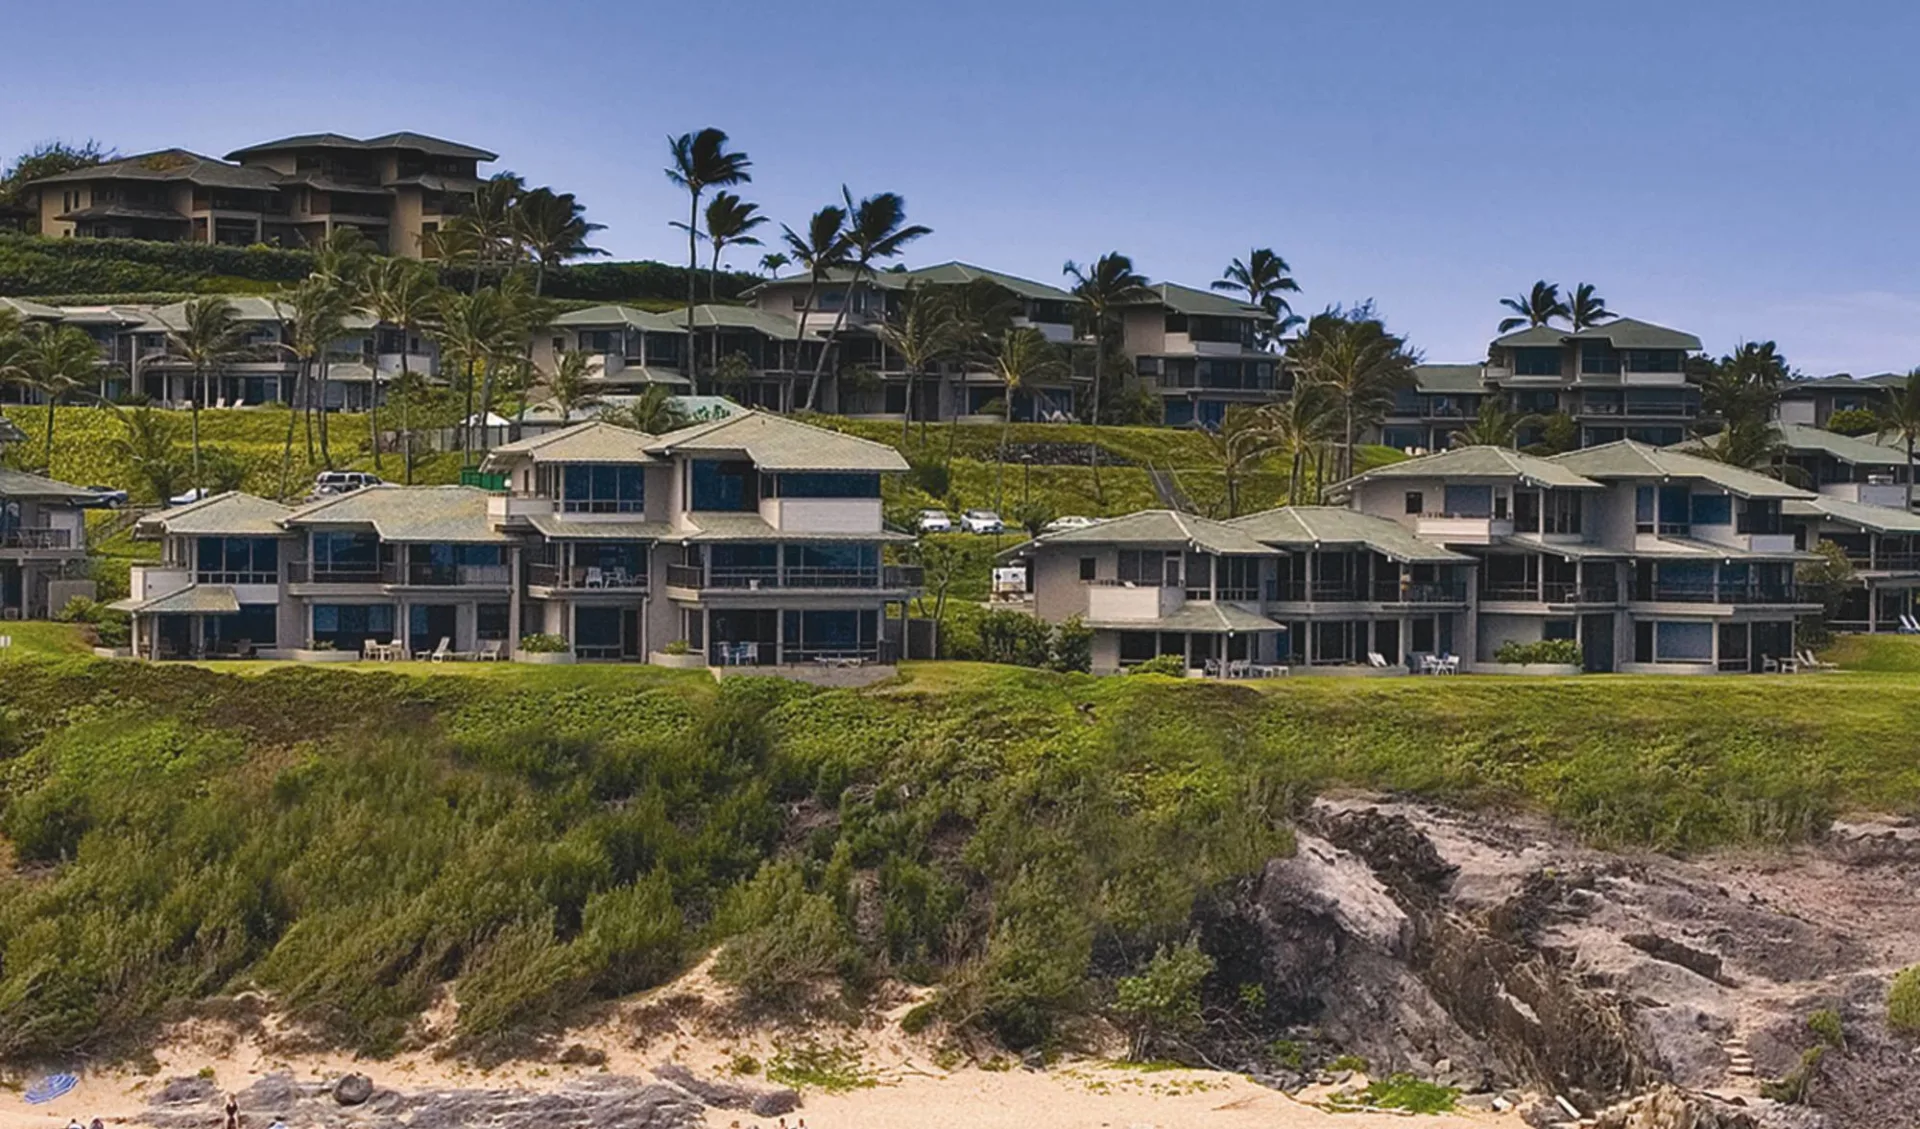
[{"x1": 5, "y1": 0, "x2": 1917, "y2": 375}]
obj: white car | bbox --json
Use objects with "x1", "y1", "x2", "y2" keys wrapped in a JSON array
[
  {"x1": 313, "y1": 470, "x2": 383, "y2": 497},
  {"x1": 961, "y1": 509, "x2": 1005, "y2": 534},
  {"x1": 168, "y1": 487, "x2": 213, "y2": 507},
  {"x1": 1044, "y1": 515, "x2": 1102, "y2": 534},
  {"x1": 916, "y1": 509, "x2": 954, "y2": 534}
]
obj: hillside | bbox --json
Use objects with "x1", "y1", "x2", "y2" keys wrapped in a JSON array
[{"x1": 0, "y1": 654, "x2": 1915, "y2": 1074}]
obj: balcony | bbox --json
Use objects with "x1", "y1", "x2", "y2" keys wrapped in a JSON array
[
  {"x1": 528, "y1": 562, "x2": 648, "y2": 591},
  {"x1": 1821, "y1": 481, "x2": 1910, "y2": 509},
  {"x1": 1481, "y1": 583, "x2": 1619, "y2": 605},
  {"x1": 285, "y1": 561, "x2": 509, "y2": 586},
  {"x1": 1086, "y1": 581, "x2": 1184, "y2": 621},
  {"x1": 0, "y1": 528, "x2": 75, "y2": 550},
  {"x1": 666, "y1": 563, "x2": 922, "y2": 592},
  {"x1": 1270, "y1": 581, "x2": 1466, "y2": 604},
  {"x1": 1848, "y1": 551, "x2": 1920, "y2": 572},
  {"x1": 1415, "y1": 514, "x2": 1514, "y2": 545},
  {"x1": 1632, "y1": 582, "x2": 1804, "y2": 605}
]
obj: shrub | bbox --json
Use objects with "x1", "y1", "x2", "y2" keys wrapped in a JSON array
[
  {"x1": 1807, "y1": 1007, "x2": 1845, "y2": 1050},
  {"x1": 1890, "y1": 966, "x2": 1920, "y2": 1035},
  {"x1": 1047, "y1": 615, "x2": 1092, "y2": 673},
  {"x1": 1127, "y1": 654, "x2": 1187, "y2": 677},
  {"x1": 580, "y1": 872, "x2": 683, "y2": 994},
  {"x1": 957, "y1": 608, "x2": 1052, "y2": 667},
  {"x1": 1010, "y1": 500, "x2": 1055, "y2": 538},
  {"x1": 661, "y1": 639, "x2": 690, "y2": 656},
  {"x1": 1354, "y1": 1074, "x2": 1458, "y2": 1113},
  {"x1": 906, "y1": 458, "x2": 950, "y2": 498},
  {"x1": 712, "y1": 862, "x2": 857, "y2": 1008},
  {"x1": 1826, "y1": 408, "x2": 1879, "y2": 436},
  {"x1": 1112, "y1": 938, "x2": 1214, "y2": 1060},
  {"x1": 518, "y1": 633, "x2": 570, "y2": 653},
  {"x1": 1493, "y1": 638, "x2": 1581, "y2": 665}
]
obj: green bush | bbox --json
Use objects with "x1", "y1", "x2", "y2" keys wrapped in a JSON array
[
  {"x1": 518, "y1": 633, "x2": 570, "y2": 653},
  {"x1": 1493, "y1": 638, "x2": 1581, "y2": 665},
  {"x1": 1113, "y1": 938, "x2": 1214, "y2": 1060},
  {"x1": 1047, "y1": 615, "x2": 1092, "y2": 673},
  {"x1": 1126, "y1": 654, "x2": 1187, "y2": 677},
  {"x1": 712, "y1": 862, "x2": 857, "y2": 1008},
  {"x1": 1891, "y1": 966, "x2": 1920, "y2": 1035},
  {"x1": 1825, "y1": 408, "x2": 1880, "y2": 437},
  {"x1": 1354, "y1": 1074, "x2": 1457, "y2": 1113},
  {"x1": 661, "y1": 639, "x2": 690, "y2": 656}
]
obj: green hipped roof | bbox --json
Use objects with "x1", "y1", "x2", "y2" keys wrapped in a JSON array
[
  {"x1": 0, "y1": 466, "x2": 94, "y2": 501},
  {"x1": 674, "y1": 511, "x2": 912, "y2": 543},
  {"x1": 1137, "y1": 282, "x2": 1273, "y2": 321},
  {"x1": 1339, "y1": 445, "x2": 1603, "y2": 490},
  {"x1": 525, "y1": 515, "x2": 674, "y2": 541},
  {"x1": 27, "y1": 149, "x2": 284, "y2": 190},
  {"x1": 224, "y1": 132, "x2": 496, "y2": 161},
  {"x1": 1783, "y1": 496, "x2": 1920, "y2": 535},
  {"x1": 645, "y1": 410, "x2": 908, "y2": 473},
  {"x1": 658, "y1": 305, "x2": 811, "y2": 339},
  {"x1": 1227, "y1": 507, "x2": 1473, "y2": 563},
  {"x1": 1412, "y1": 364, "x2": 1486, "y2": 394},
  {"x1": 1550, "y1": 440, "x2": 1815, "y2": 499},
  {"x1": 283, "y1": 485, "x2": 511, "y2": 542},
  {"x1": 1028, "y1": 509, "x2": 1281, "y2": 556},
  {"x1": 0, "y1": 297, "x2": 64, "y2": 321},
  {"x1": 116, "y1": 584, "x2": 241, "y2": 616},
  {"x1": 1774, "y1": 423, "x2": 1912, "y2": 466},
  {"x1": 1782, "y1": 372, "x2": 1907, "y2": 392},
  {"x1": 1492, "y1": 317, "x2": 1701, "y2": 351},
  {"x1": 485, "y1": 421, "x2": 657, "y2": 466},
  {"x1": 894, "y1": 262, "x2": 1078, "y2": 303},
  {"x1": 137, "y1": 491, "x2": 293, "y2": 537},
  {"x1": 1084, "y1": 601, "x2": 1287, "y2": 635},
  {"x1": 550, "y1": 305, "x2": 684, "y2": 332}
]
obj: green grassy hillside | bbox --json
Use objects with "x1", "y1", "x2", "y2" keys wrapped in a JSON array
[{"x1": 0, "y1": 655, "x2": 1913, "y2": 1062}]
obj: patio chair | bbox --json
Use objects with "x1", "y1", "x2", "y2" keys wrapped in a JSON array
[
  {"x1": 584, "y1": 567, "x2": 605, "y2": 589},
  {"x1": 1204, "y1": 657, "x2": 1223, "y2": 678},
  {"x1": 1902, "y1": 614, "x2": 1920, "y2": 635},
  {"x1": 1761, "y1": 654, "x2": 1798, "y2": 674},
  {"x1": 422, "y1": 637, "x2": 452, "y2": 662},
  {"x1": 1437, "y1": 654, "x2": 1461, "y2": 675},
  {"x1": 1796, "y1": 649, "x2": 1838, "y2": 672},
  {"x1": 476, "y1": 639, "x2": 506, "y2": 662},
  {"x1": 1367, "y1": 652, "x2": 1390, "y2": 669}
]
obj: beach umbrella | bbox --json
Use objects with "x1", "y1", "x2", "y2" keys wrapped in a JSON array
[{"x1": 25, "y1": 1073, "x2": 78, "y2": 1104}]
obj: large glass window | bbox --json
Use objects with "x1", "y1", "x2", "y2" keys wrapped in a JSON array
[
  {"x1": 1658, "y1": 484, "x2": 1691, "y2": 535},
  {"x1": 311, "y1": 604, "x2": 395, "y2": 649},
  {"x1": 1118, "y1": 550, "x2": 1182, "y2": 586},
  {"x1": 783, "y1": 543, "x2": 878, "y2": 584},
  {"x1": 1580, "y1": 342, "x2": 1619, "y2": 375},
  {"x1": 774, "y1": 473, "x2": 880, "y2": 498},
  {"x1": 311, "y1": 531, "x2": 380, "y2": 576},
  {"x1": 1654, "y1": 621, "x2": 1713, "y2": 662},
  {"x1": 1513, "y1": 348, "x2": 1562, "y2": 376},
  {"x1": 208, "y1": 603, "x2": 278, "y2": 647},
  {"x1": 690, "y1": 460, "x2": 753, "y2": 511},
  {"x1": 1690, "y1": 494, "x2": 1732, "y2": 526},
  {"x1": 1442, "y1": 485, "x2": 1493, "y2": 517},
  {"x1": 561, "y1": 464, "x2": 645, "y2": 513},
  {"x1": 197, "y1": 537, "x2": 280, "y2": 583}
]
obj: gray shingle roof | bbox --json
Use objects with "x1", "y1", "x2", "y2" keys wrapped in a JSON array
[
  {"x1": 485, "y1": 421, "x2": 657, "y2": 466},
  {"x1": 658, "y1": 305, "x2": 810, "y2": 339},
  {"x1": 27, "y1": 149, "x2": 283, "y2": 190},
  {"x1": 525, "y1": 516, "x2": 673, "y2": 540},
  {"x1": 1550, "y1": 441, "x2": 1815, "y2": 499},
  {"x1": 1412, "y1": 364, "x2": 1486, "y2": 394},
  {"x1": 0, "y1": 467, "x2": 94, "y2": 501},
  {"x1": 646, "y1": 411, "x2": 908, "y2": 472},
  {"x1": 1227, "y1": 506, "x2": 1473, "y2": 563},
  {"x1": 1629, "y1": 536, "x2": 1814, "y2": 562},
  {"x1": 550, "y1": 305, "x2": 684, "y2": 331},
  {"x1": 1783, "y1": 496, "x2": 1920, "y2": 535},
  {"x1": 1136, "y1": 282, "x2": 1273, "y2": 321},
  {"x1": 675, "y1": 511, "x2": 912, "y2": 542},
  {"x1": 895, "y1": 261, "x2": 1078, "y2": 303},
  {"x1": 1341, "y1": 445, "x2": 1603, "y2": 490},
  {"x1": 1775, "y1": 423, "x2": 1912, "y2": 466},
  {"x1": 0, "y1": 297, "x2": 63, "y2": 321},
  {"x1": 137, "y1": 491, "x2": 293, "y2": 537},
  {"x1": 1029, "y1": 509, "x2": 1280, "y2": 556},
  {"x1": 1084, "y1": 601, "x2": 1287, "y2": 635},
  {"x1": 224, "y1": 132, "x2": 496, "y2": 161},
  {"x1": 1492, "y1": 317, "x2": 1701, "y2": 352},
  {"x1": 283, "y1": 485, "x2": 510, "y2": 542},
  {"x1": 118, "y1": 584, "x2": 241, "y2": 615}
]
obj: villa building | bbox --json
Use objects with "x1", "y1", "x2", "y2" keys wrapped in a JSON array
[
  {"x1": 1775, "y1": 373, "x2": 1903, "y2": 429},
  {"x1": 1119, "y1": 283, "x2": 1280, "y2": 427},
  {"x1": 24, "y1": 132, "x2": 496, "y2": 257},
  {"x1": 1012, "y1": 440, "x2": 1824, "y2": 675},
  {"x1": 0, "y1": 464, "x2": 95, "y2": 620},
  {"x1": 117, "y1": 412, "x2": 921, "y2": 672}
]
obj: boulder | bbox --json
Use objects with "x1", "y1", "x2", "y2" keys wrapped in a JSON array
[{"x1": 332, "y1": 1073, "x2": 373, "y2": 1106}]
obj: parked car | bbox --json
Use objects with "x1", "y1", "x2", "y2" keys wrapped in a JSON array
[
  {"x1": 916, "y1": 509, "x2": 954, "y2": 534},
  {"x1": 78, "y1": 485, "x2": 129, "y2": 509},
  {"x1": 168, "y1": 487, "x2": 212, "y2": 507},
  {"x1": 961, "y1": 509, "x2": 1005, "y2": 534},
  {"x1": 1044, "y1": 515, "x2": 1102, "y2": 534},
  {"x1": 313, "y1": 470, "x2": 383, "y2": 497}
]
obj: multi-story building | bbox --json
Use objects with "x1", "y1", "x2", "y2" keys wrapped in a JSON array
[
  {"x1": 117, "y1": 411, "x2": 921, "y2": 671},
  {"x1": 1014, "y1": 440, "x2": 1824, "y2": 675},
  {"x1": 1374, "y1": 319, "x2": 1705, "y2": 452},
  {"x1": 1783, "y1": 495, "x2": 1920, "y2": 633},
  {"x1": 0, "y1": 463, "x2": 95, "y2": 620},
  {"x1": 1771, "y1": 423, "x2": 1911, "y2": 509},
  {"x1": 1119, "y1": 283, "x2": 1281, "y2": 427},
  {"x1": 24, "y1": 132, "x2": 495, "y2": 257},
  {"x1": 1775, "y1": 373, "x2": 1903, "y2": 429}
]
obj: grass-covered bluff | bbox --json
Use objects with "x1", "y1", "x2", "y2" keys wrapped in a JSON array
[{"x1": 0, "y1": 656, "x2": 1916, "y2": 1063}]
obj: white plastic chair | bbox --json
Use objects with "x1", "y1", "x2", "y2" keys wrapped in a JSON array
[
  {"x1": 584, "y1": 567, "x2": 605, "y2": 589},
  {"x1": 1367, "y1": 651, "x2": 1389, "y2": 668}
]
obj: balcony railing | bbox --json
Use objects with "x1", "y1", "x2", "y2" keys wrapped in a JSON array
[
  {"x1": 286, "y1": 561, "x2": 509, "y2": 586},
  {"x1": 528, "y1": 563, "x2": 649, "y2": 590},
  {"x1": 1850, "y1": 552, "x2": 1920, "y2": 571},
  {"x1": 194, "y1": 570, "x2": 280, "y2": 585},
  {"x1": 1269, "y1": 581, "x2": 1466, "y2": 604},
  {"x1": 1633, "y1": 582, "x2": 1802, "y2": 605},
  {"x1": 1481, "y1": 583, "x2": 1619, "y2": 604},
  {"x1": 0, "y1": 528, "x2": 75, "y2": 550},
  {"x1": 668, "y1": 564, "x2": 925, "y2": 591}
]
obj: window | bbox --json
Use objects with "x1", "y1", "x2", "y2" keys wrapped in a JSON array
[
  {"x1": 1544, "y1": 618, "x2": 1576, "y2": 640},
  {"x1": 1738, "y1": 499, "x2": 1782, "y2": 535},
  {"x1": 477, "y1": 604, "x2": 510, "y2": 641},
  {"x1": 1119, "y1": 632, "x2": 1158, "y2": 664},
  {"x1": 1513, "y1": 348, "x2": 1562, "y2": 377},
  {"x1": 1690, "y1": 494, "x2": 1732, "y2": 526},
  {"x1": 1512, "y1": 490, "x2": 1540, "y2": 533},
  {"x1": 1658, "y1": 484, "x2": 1691, "y2": 534},
  {"x1": 312, "y1": 531, "x2": 380, "y2": 576},
  {"x1": 1405, "y1": 491, "x2": 1424, "y2": 515},
  {"x1": 1655, "y1": 621, "x2": 1713, "y2": 662},
  {"x1": 774, "y1": 473, "x2": 880, "y2": 498},
  {"x1": 1580, "y1": 341, "x2": 1619, "y2": 375},
  {"x1": 311, "y1": 603, "x2": 395, "y2": 648},
  {"x1": 1635, "y1": 486, "x2": 1655, "y2": 534},
  {"x1": 1544, "y1": 491, "x2": 1583, "y2": 535},
  {"x1": 1118, "y1": 550, "x2": 1181, "y2": 587},
  {"x1": 1079, "y1": 557, "x2": 1097, "y2": 581},
  {"x1": 196, "y1": 536, "x2": 280, "y2": 583},
  {"x1": 561, "y1": 464, "x2": 645, "y2": 513},
  {"x1": 1217, "y1": 556, "x2": 1262, "y2": 601},
  {"x1": 690, "y1": 460, "x2": 753, "y2": 510},
  {"x1": 1442, "y1": 485, "x2": 1492, "y2": 517}
]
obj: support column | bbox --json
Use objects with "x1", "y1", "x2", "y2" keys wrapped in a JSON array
[
  {"x1": 507, "y1": 547, "x2": 522, "y2": 656},
  {"x1": 775, "y1": 605, "x2": 786, "y2": 664}
]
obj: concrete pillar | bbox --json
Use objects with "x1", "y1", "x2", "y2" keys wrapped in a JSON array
[{"x1": 507, "y1": 547, "x2": 522, "y2": 656}]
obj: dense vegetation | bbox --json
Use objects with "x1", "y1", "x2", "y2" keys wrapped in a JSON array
[
  {"x1": 0, "y1": 235, "x2": 751, "y2": 307},
  {"x1": 0, "y1": 655, "x2": 1915, "y2": 1064}
]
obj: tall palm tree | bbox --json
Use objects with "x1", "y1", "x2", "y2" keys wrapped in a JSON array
[
  {"x1": 164, "y1": 296, "x2": 249, "y2": 489},
  {"x1": 280, "y1": 277, "x2": 351, "y2": 493},
  {"x1": 511, "y1": 186, "x2": 606, "y2": 297},
  {"x1": 666, "y1": 129, "x2": 752, "y2": 387},
  {"x1": 1694, "y1": 414, "x2": 1794, "y2": 479},
  {"x1": 1203, "y1": 405, "x2": 1280, "y2": 517},
  {"x1": 361, "y1": 258, "x2": 443, "y2": 481},
  {"x1": 1450, "y1": 400, "x2": 1542, "y2": 448},
  {"x1": 691, "y1": 191, "x2": 767, "y2": 301},
  {"x1": 1567, "y1": 283, "x2": 1615, "y2": 331},
  {"x1": 939, "y1": 278, "x2": 1022, "y2": 463},
  {"x1": 875, "y1": 283, "x2": 961, "y2": 444},
  {"x1": 1212, "y1": 248, "x2": 1303, "y2": 343},
  {"x1": 17, "y1": 325, "x2": 100, "y2": 472},
  {"x1": 1259, "y1": 384, "x2": 1339, "y2": 505},
  {"x1": 989, "y1": 327, "x2": 1069, "y2": 506},
  {"x1": 757, "y1": 251, "x2": 790, "y2": 275},
  {"x1": 1877, "y1": 369, "x2": 1920, "y2": 512},
  {"x1": 1062, "y1": 253, "x2": 1151, "y2": 427},
  {"x1": 780, "y1": 205, "x2": 850, "y2": 407},
  {"x1": 1700, "y1": 340, "x2": 1789, "y2": 428},
  {"x1": 448, "y1": 173, "x2": 527, "y2": 290},
  {"x1": 807, "y1": 188, "x2": 931, "y2": 408},
  {"x1": 434, "y1": 286, "x2": 522, "y2": 464},
  {"x1": 1498, "y1": 281, "x2": 1569, "y2": 333},
  {"x1": 1290, "y1": 304, "x2": 1419, "y2": 481},
  {"x1": 604, "y1": 384, "x2": 683, "y2": 435},
  {"x1": 547, "y1": 350, "x2": 601, "y2": 423}
]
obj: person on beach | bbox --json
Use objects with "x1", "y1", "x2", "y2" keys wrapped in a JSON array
[{"x1": 223, "y1": 1092, "x2": 239, "y2": 1129}]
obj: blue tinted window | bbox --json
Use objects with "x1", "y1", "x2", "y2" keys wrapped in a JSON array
[
  {"x1": 1690, "y1": 494, "x2": 1732, "y2": 525},
  {"x1": 776, "y1": 473, "x2": 879, "y2": 498}
]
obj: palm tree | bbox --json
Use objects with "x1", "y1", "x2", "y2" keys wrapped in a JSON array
[
  {"x1": 989, "y1": 327, "x2": 1070, "y2": 507},
  {"x1": 666, "y1": 129, "x2": 752, "y2": 388},
  {"x1": 1212, "y1": 248, "x2": 1303, "y2": 342},
  {"x1": 164, "y1": 297, "x2": 248, "y2": 489},
  {"x1": 1878, "y1": 369, "x2": 1920, "y2": 512},
  {"x1": 1449, "y1": 400, "x2": 1542, "y2": 448},
  {"x1": 807, "y1": 188, "x2": 931, "y2": 409},
  {"x1": 279, "y1": 277, "x2": 351, "y2": 494},
  {"x1": 361, "y1": 258, "x2": 443, "y2": 481},
  {"x1": 691, "y1": 191, "x2": 766, "y2": 301},
  {"x1": 1498, "y1": 281, "x2": 1569, "y2": 333},
  {"x1": 1290, "y1": 304, "x2": 1419, "y2": 481},
  {"x1": 1062, "y1": 253, "x2": 1151, "y2": 427},
  {"x1": 758, "y1": 251, "x2": 790, "y2": 275},
  {"x1": 447, "y1": 173, "x2": 526, "y2": 290},
  {"x1": 875, "y1": 283, "x2": 961, "y2": 444},
  {"x1": 1700, "y1": 341, "x2": 1789, "y2": 428},
  {"x1": 17, "y1": 325, "x2": 100, "y2": 472},
  {"x1": 780, "y1": 205, "x2": 850, "y2": 407},
  {"x1": 511, "y1": 186, "x2": 606, "y2": 297},
  {"x1": 1694, "y1": 414, "x2": 1793, "y2": 479},
  {"x1": 1567, "y1": 283, "x2": 1615, "y2": 331},
  {"x1": 434, "y1": 286, "x2": 522, "y2": 464},
  {"x1": 604, "y1": 384, "x2": 683, "y2": 435},
  {"x1": 547, "y1": 350, "x2": 601, "y2": 423},
  {"x1": 1203, "y1": 405, "x2": 1280, "y2": 517},
  {"x1": 1259, "y1": 384, "x2": 1339, "y2": 505}
]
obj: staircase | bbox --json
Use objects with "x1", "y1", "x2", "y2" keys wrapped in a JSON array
[{"x1": 1147, "y1": 463, "x2": 1197, "y2": 513}]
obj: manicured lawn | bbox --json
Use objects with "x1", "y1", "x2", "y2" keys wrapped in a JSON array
[
  {"x1": 0, "y1": 620, "x2": 95, "y2": 657},
  {"x1": 1817, "y1": 632, "x2": 1920, "y2": 672}
]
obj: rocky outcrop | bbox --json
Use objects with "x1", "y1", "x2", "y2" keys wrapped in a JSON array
[
  {"x1": 1202, "y1": 799, "x2": 1920, "y2": 1127},
  {"x1": 143, "y1": 1071, "x2": 720, "y2": 1129}
]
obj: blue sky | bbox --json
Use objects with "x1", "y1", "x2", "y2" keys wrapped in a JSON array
[{"x1": 5, "y1": 0, "x2": 1918, "y2": 374}]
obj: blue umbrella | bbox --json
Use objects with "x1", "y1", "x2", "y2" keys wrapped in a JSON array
[{"x1": 25, "y1": 1073, "x2": 78, "y2": 1104}]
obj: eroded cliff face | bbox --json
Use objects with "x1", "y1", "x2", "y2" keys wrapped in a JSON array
[{"x1": 1202, "y1": 799, "x2": 1920, "y2": 1127}]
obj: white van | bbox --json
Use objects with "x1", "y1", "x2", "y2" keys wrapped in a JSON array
[{"x1": 312, "y1": 471, "x2": 383, "y2": 497}]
